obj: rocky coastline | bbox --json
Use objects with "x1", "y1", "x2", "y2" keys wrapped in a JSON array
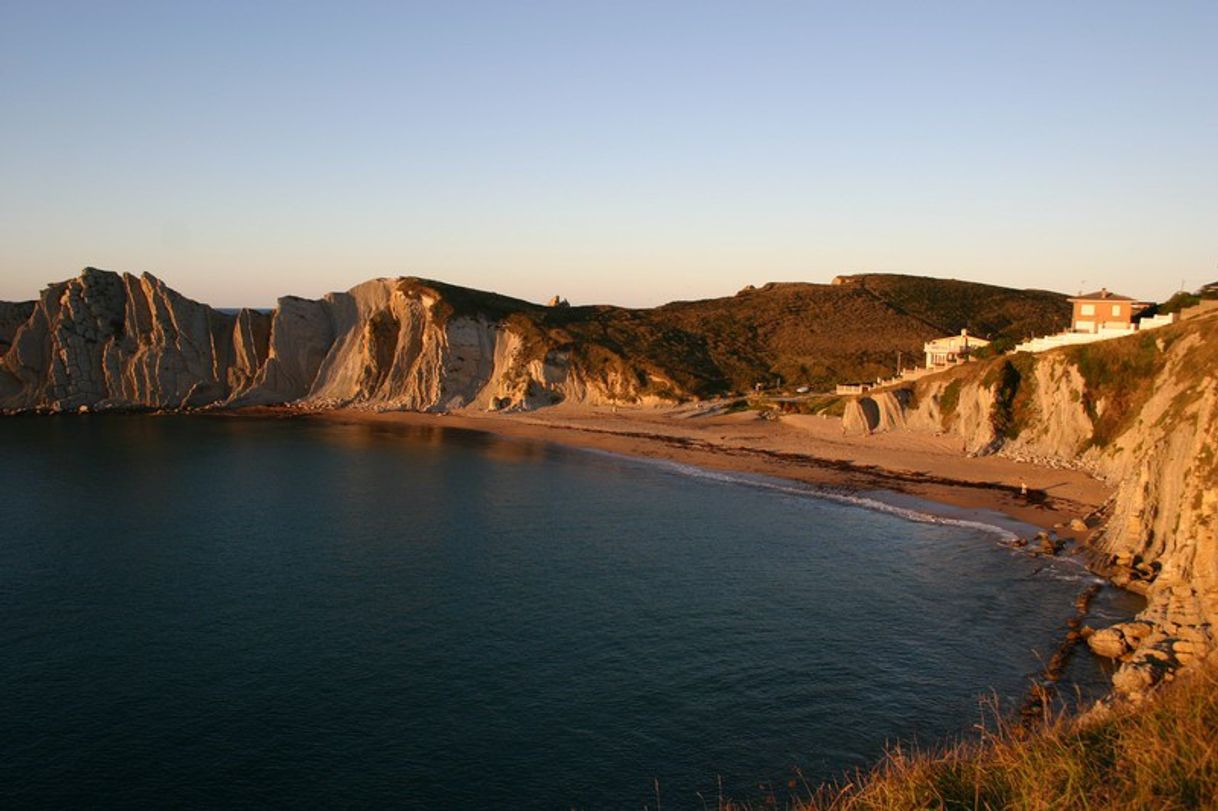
[
  {"x1": 3, "y1": 267, "x2": 1215, "y2": 709},
  {"x1": 839, "y1": 315, "x2": 1218, "y2": 703}
]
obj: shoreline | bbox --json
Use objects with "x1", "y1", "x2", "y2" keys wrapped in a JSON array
[
  {"x1": 9, "y1": 401, "x2": 1149, "y2": 797},
  {"x1": 270, "y1": 403, "x2": 1143, "y2": 719},
  {"x1": 250, "y1": 403, "x2": 1111, "y2": 539},
  {"x1": 229, "y1": 402, "x2": 1133, "y2": 709}
]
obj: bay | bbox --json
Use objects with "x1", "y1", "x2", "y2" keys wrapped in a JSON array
[{"x1": 0, "y1": 416, "x2": 1136, "y2": 808}]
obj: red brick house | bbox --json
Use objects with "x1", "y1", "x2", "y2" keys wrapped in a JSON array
[{"x1": 1068, "y1": 288, "x2": 1151, "y2": 333}]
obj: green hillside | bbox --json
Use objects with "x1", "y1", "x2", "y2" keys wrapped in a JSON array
[{"x1": 413, "y1": 273, "x2": 1072, "y2": 396}]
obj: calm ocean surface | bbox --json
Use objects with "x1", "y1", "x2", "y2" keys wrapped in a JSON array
[{"x1": 0, "y1": 416, "x2": 1138, "y2": 809}]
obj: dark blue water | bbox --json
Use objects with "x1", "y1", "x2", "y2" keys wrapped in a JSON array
[{"x1": 0, "y1": 416, "x2": 1135, "y2": 808}]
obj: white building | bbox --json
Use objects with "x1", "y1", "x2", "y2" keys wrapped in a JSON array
[
  {"x1": 924, "y1": 330, "x2": 988, "y2": 368},
  {"x1": 1015, "y1": 287, "x2": 1175, "y2": 354}
]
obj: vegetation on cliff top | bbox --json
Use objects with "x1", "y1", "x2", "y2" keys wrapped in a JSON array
[
  {"x1": 398, "y1": 273, "x2": 1071, "y2": 396},
  {"x1": 655, "y1": 275, "x2": 1069, "y2": 392},
  {"x1": 399, "y1": 277, "x2": 727, "y2": 399},
  {"x1": 910, "y1": 309, "x2": 1217, "y2": 456},
  {"x1": 1151, "y1": 281, "x2": 1218, "y2": 316},
  {"x1": 728, "y1": 662, "x2": 1218, "y2": 810},
  {"x1": 848, "y1": 274, "x2": 1071, "y2": 343},
  {"x1": 0, "y1": 270, "x2": 1073, "y2": 402},
  {"x1": 1063, "y1": 313, "x2": 1217, "y2": 450},
  {"x1": 1066, "y1": 332, "x2": 1169, "y2": 448}
]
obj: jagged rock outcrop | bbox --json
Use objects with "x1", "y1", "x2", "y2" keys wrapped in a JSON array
[
  {"x1": 842, "y1": 315, "x2": 1218, "y2": 698},
  {"x1": 0, "y1": 268, "x2": 272, "y2": 411},
  {"x1": 230, "y1": 295, "x2": 333, "y2": 406},
  {"x1": 3, "y1": 268, "x2": 1076, "y2": 404},
  {"x1": 2, "y1": 266, "x2": 1211, "y2": 701},
  {"x1": 0, "y1": 268, "x2": 680, "y2": 413}
]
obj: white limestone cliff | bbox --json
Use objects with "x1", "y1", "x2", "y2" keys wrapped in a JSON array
[{"x1": 0, "y1": 268, "x2": 674, "y2": 413}]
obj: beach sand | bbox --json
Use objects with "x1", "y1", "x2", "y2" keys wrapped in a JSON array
[{"x1": 249, "y1": 402, "x2": 1112, "y2": 537}]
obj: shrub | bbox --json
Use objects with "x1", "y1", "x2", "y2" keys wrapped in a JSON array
[
  {"x1": 983, "y1": 354, "x2": 1037, "y2": 440},
  {"x1": 1068, "y1": 333, "x2": 1165, "y2": 447},
  {"x1": 938, "y1": 379, "x2": 963, "y2": 429},
  {"x1": 726, "y1": 663, "x2": 1218, "y2": 810}
]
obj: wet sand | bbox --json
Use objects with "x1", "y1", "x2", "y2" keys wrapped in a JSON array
[{"x1": 243, "y1": 402, "x2": 1112, "y2": 536}]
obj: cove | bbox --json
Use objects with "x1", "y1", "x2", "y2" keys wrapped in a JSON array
[{"x1": 0, "y1": 415, "x2": 1138, "y2": 808}]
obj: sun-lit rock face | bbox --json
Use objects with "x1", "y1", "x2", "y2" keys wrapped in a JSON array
[
  {"x1": 5, "y1": 266, "x2": 1215, "y2": 699},
  {"x1": 0, "y1": 268, "x2": 672, "y2": 413},
  {"x1": 841, "y1": 316, "x2": 1218, "y2": 697},
  {"x1": 0, "y1": 268, "x2": 264, "y2": 410},
  {"x1": 3, "y1": 267, "x2": 1082, "y2": 411}
]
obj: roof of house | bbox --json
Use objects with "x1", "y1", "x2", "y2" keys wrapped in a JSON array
[
  {"x1": 1068, "y1": 287, "x2": 1149, "y2": 304},
  {"x1": 924, "y1": 332, "x2": 990, "y2": 348}
]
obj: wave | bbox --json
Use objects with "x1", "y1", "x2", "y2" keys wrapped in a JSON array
[
  {"x1": 638, "y1": 457, "x2": 1122, "y2": 587},
  {"x1": 577, "y1": 447, "x2": 1022, "y2": 541},
  {"x1": 1035, "y1": 569, "x2": 1107, "y2": 585}
]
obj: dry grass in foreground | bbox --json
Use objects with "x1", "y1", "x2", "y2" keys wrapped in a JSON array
[{"x1": 736, "y1": 663, "x2": 1218, "y2": 811}]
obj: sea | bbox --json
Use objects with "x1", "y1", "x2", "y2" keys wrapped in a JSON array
[{"x1": 0, "y1": 415, "x2": 1141, "y2": 808}]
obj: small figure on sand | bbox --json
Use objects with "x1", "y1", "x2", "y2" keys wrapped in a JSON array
[{"x1": 1020, "y1": 479, "x2": 1028, "y2": 498}]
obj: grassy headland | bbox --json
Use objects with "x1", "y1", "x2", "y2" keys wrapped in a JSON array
[
  {"x1": 731, "y1": 661, "x2": 1218, "y2": 810},
  {"x1": 401, "y1": 272, "x2": 1071, "y2": 397}
]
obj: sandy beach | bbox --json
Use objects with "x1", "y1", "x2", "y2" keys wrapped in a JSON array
[{"x1": 252, "y1": 402, "x2": 1113, "y2": 537}]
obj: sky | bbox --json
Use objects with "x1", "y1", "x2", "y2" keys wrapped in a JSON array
[{"x1": 2, "y1": 2, "x2": 1215, "y2": 308}]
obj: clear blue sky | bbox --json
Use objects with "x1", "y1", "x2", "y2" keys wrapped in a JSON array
[{"x1": 2, "y1": 1, "x2": 1215, "y2": 307}]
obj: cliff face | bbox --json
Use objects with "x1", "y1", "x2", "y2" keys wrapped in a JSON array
[
  {"x1": 2, "y1": 267, "x2": 1075, "y2": 406},
  {"x1": 843, "y1": 315, "x2": 1218, "y2": 697},
  {"x1": 0, "y1": 300, "x2": 36, "y2": 355},
  {"x1": 3, "y1": 266, "x2": 1211, "y2": 699},
  {"x1": 0, "y1": 269, "x2": 268, "y2": 411},
  {"x1": 0, "y1": 268, "x2": 680, "y2": 413}
]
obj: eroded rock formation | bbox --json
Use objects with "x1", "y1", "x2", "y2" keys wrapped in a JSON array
[
  {"x1": 842, "y1": 315, "x2": 1218, "y2": 698},
  {"x1": 0, "y1": 269, "x2": 267, "y2": 410},
  {"x1": 4, "y1": 266, "x2": 1213, "y2": 701},
  {"x1": 0, "y1": 268, "x2": 680, "y2": 413}
]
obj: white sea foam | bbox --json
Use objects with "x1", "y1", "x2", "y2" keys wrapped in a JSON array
[
  {"x1": 579, "y1": 447, "x2": 1022, "y2": 541},
  {"x1": 666, "y1": 455, "x2": 1119, "y2": 591},
  {"x1": 647, "y1": 457, "x2": 1117, "y2": 587}
]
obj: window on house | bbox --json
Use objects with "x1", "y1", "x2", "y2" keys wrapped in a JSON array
[
  {"x1": 1112, "y1": 304, "x2": 1121, "y2": 316},
  {"x1": 1080, "y1": 303, "x2": 1095, "y2": 315}
]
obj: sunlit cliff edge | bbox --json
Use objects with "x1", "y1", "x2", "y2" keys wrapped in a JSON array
[
  {"x1": 0, "y1": 269, "x2": 672, "y2": 412},
  {"x1": 842, "y1": 312, "x2": 1218, "y2": 700},
  {"x1": 0, "y1": 266, "x2": 1068, "y2": 413},
  {"x1": 2, "y1": 267, "x2": 1214, "y2": 701}
]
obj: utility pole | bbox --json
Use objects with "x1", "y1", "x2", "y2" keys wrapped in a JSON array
[{"x1": 897, "y1": 350, "x2": 902, "y2": 375}]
